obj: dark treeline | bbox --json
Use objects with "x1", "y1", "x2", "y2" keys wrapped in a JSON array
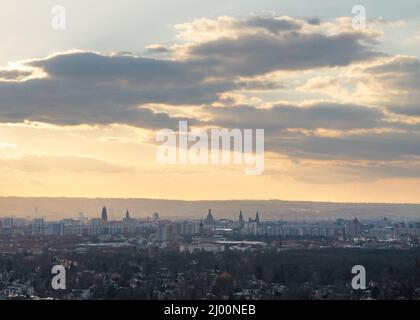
[{"x1": 1, "y1": 248, "x2": 420, "y2": 299}]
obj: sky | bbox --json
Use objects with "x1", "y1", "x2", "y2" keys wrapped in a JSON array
[{"x1": 1, "y1": 1, "x2": 420, "y2": 203}]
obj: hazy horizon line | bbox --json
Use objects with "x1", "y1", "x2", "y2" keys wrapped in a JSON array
[{"x1": 1, "y1": 195, "x2": 420, "y2": 206}]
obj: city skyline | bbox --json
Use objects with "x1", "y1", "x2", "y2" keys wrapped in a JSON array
[
  {"x1": 2, "y1": 196, "x2": 420, "y2": 222},
  {"x1": 3, "y1": 205, "x2": 419, "y2": 301},
  {"x1": 1, "y1": 200, "x2": 420, "y2": 300}
]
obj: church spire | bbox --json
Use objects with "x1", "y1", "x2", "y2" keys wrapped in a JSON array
[{"x1": 101, "y1": 206, "x2": 108, "y2": 223}]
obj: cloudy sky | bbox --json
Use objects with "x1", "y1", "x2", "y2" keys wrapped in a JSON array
[{"x1": 1, "y1": 0, "x2": 420, "y2": 202}]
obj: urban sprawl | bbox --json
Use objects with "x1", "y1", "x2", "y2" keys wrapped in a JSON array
[{"x1": 1, "y1": 207, "x2": 420, "y2": 300}]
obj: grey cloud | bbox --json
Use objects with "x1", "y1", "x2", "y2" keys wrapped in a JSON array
[
  {"x1": 0, "y1": 15, "x2": 387, "y2": 130},
  {"x1": 387, "y1": 104, "x2": 420, "y2": 116},
  {"x1": 363, "y1": 56, "x2": 420, "y2": 116},
  {"x1": 266, "y1": 131, "x2": 420, "y2": 161},
  {"x1": 244, "y1": 16, "x2": 302, "y2": 34},
  {"x1": 365, "y1": 56, "x2": 420, "y2": 74},
  {"x1": 0, "y1": 69, "x2": 32, "y2": 80},
  {"x1": 0, "y1": 77, "x2": 197, "y2": 129},
  {"x1": 145, "y1": 44, "x2": 171, "y2": 53},
  {"x1": 235, "y1": 78, "x2": 289, "y2": 91},
  {"x1": 29, "y1": 52, "x2": 202, "y2": 85},
  {"x1": 307, "y1": 17, "x2": 321, "y2": 25},
  {"x1": 204, "y1": 102, "x2": 420, "y2": 162},
  {"x1": 0, "y1": 52, "x2": 228, "y2": 127},
  {"x1": 188, "y1": 32, "x2": 383, "y2": 77},
  {"x1": 206, "y1": 103, "x2": 386, "y2": 130}
]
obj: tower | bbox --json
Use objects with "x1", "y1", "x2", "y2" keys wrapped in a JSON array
[
  {"x1": 255, "y1": 211, "x2": 260, "y2": 224},
  {"x1": 205, "y1": 209, "x2": 215, "y2": 225},
  {"x1": 199, "y1": 220, "x2": 204, "y2": 235},
  {"x1": 101, "y1": 206, "x2": 108, "y2": 223},
  {"x1": 125, "y1": 210, "x2": 130, "y2": 219},
  {"x1": 239, "y1": 210, "x2": 244, "y2": 227}
]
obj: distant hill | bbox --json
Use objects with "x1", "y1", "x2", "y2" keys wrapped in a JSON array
[{"x1": 1, "y1": 197, "x2": 419, "y2": 221}]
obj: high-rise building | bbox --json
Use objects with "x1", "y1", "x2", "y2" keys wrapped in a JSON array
[
  {"x1": 32, "y1": 218, "x2": 45, "y2": 235},
  {"x1": 239, "y1": 210, "x2": 244, "y2": 228},
  {"x1": 45, "y1": 222, "x2": 64, "y2": 236},
  {"x1": 345, "y1": 217, "x2": 361, "y2": 237},
  {"x1": 157, "y1": 223, "x2": 183, "y2": 241},
  {"x1": 101, "y1": 206, "x2": 108, "y2": 223},
  {"x1": 157, "y1": 224, "x2": 168, "y2": 241}
]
